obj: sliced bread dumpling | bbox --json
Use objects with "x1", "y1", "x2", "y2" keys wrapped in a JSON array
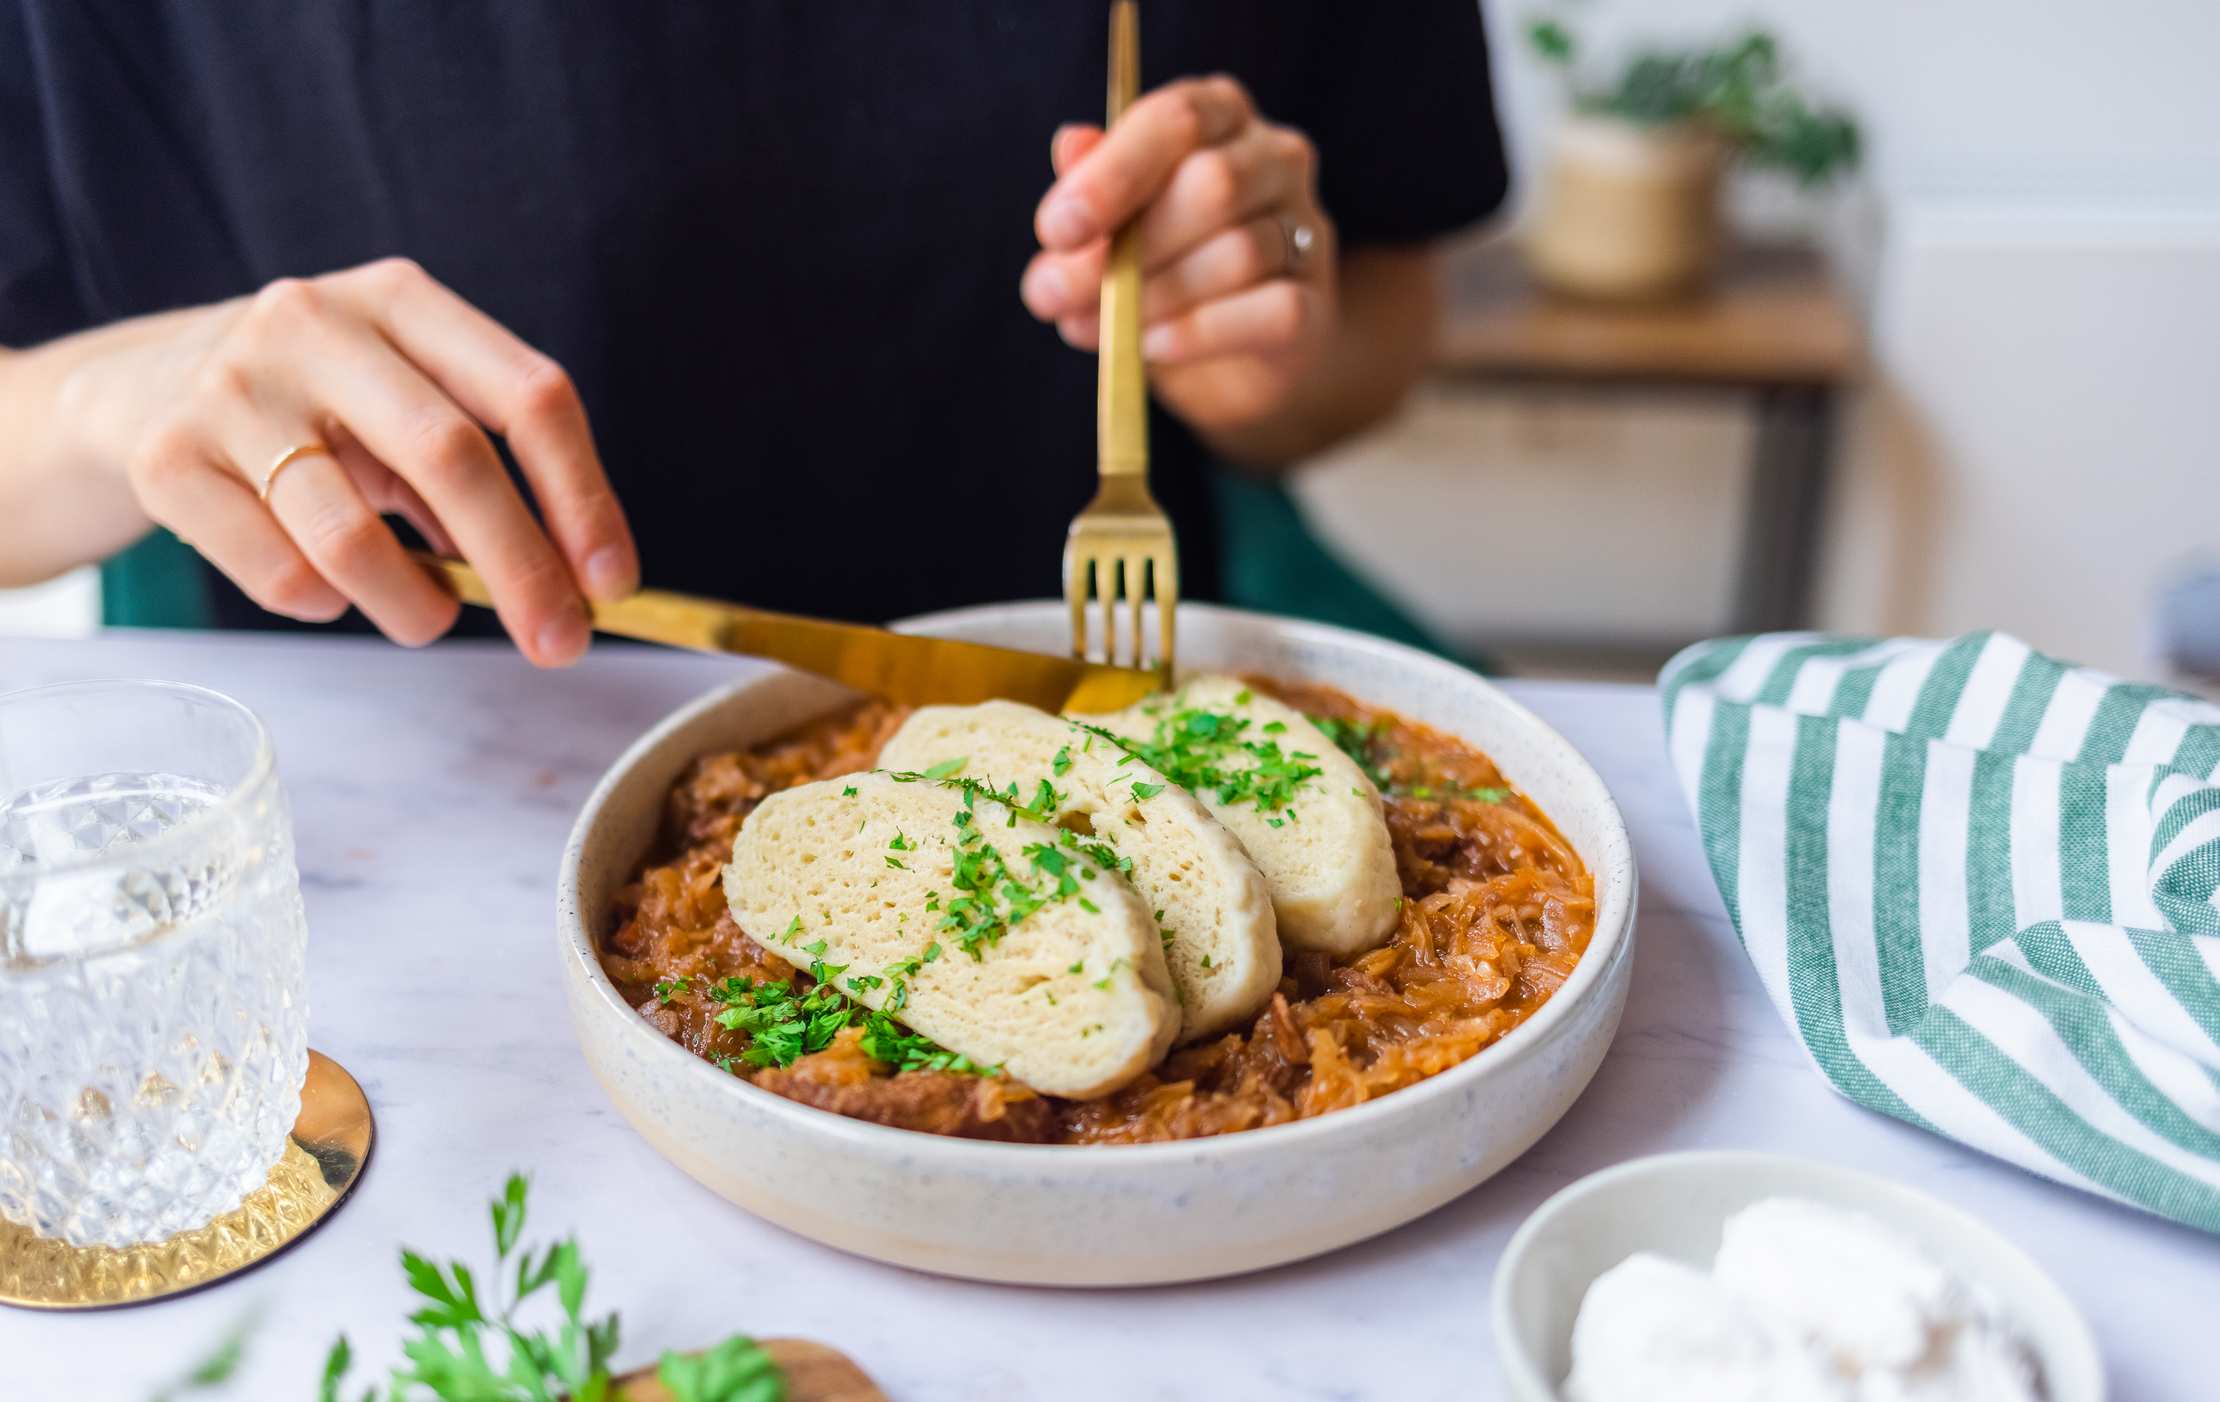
[
  {"x1": 723, "y1": 770, "x2": 1176, "y2": 1098},
  {"x1": 1073, "y1": 675, "x2": 1401, "y2": 957},
  {"x1": 877, "y1": 700, "x2": 1282, "y2": 1041}
]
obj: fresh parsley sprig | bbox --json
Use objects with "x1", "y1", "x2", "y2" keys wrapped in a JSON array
[{"x1": 320, "y1": 1175, "x2": 784, "y2": 1402}]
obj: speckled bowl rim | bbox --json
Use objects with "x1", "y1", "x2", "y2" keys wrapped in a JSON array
[{"x1": 558, "y1": 600, "x2": 1637, "y2": 1165}]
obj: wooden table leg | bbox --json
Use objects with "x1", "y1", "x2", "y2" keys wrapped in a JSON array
[{"x1": 1730, "y1": 383, "x2": 1837, "y2": 634}]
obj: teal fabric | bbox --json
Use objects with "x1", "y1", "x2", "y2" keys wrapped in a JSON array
[
  {"x1": 1663, "y1": 631, "x2": 2220, "y2": 1233},
  {"x1": 99, "y1": 530, "x2": 213, "y2": 629},
  {"x1": 1210, "y1": 470, "x2": 1488, "y2": 670}
]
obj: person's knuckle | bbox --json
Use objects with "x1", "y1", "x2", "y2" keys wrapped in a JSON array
[
  {"x1": 407, "y1": 411, "x2": 492, "y2": 489},
  {"x1": 258, "y1": 558, "x2": 335, "y2": 617},
  {"x1": 1188, "y1": 148, "x2": 1242, "y2": 218},
  {"x1": 303, "y1": 504, "x2": 387, "y2": 575},
  {"x1": 190, "y1": 355, "x2": 256, "y2": 407},
  {"x1": 1153, "y1": 84, "x2": 1206, "y2": 149},
  {"x1": 361, "y1": 255, "x2": 429, "y2": 295},
  {"x1": 510, "y1": 355, "x2": 580, "y2": 424},
  {"x1": 244, "y1": 277, "x2": 321, "y2": 334},
  {"x1": 128, "y1": 423, "x2": 200, "y2": 499},
  {"x1": 1232, "y1": 226, "x2": 1274, "y2": 282},
  {"x1": 1205, "y1": 73, "x2": 1253, "y2": 113},
  {"x1": 500, "y1": 542, "x2": 575, "y2": 604},
  {"x1": 1278, "y1": 127, "x2": 1317, "y2": 179}
]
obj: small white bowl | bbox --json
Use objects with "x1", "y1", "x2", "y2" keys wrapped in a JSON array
[
  {"x1": 1491, "y1": 1150, "x2": 2105, "y2": 1402},
  {"x1": 557, "y1": 601, "x2": 1637, "y2": 1285}
]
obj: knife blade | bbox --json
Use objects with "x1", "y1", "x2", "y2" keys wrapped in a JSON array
[{"x1": 414, "y1": 554, "x2": 1163, "y2": 714}]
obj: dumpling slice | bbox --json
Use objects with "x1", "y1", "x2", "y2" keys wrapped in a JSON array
[
  {"x1": 878, "y1": 700, "x2": 1281, "y2": 1040},
  {"x1": 723, "y1": 770, "x2": 1176, "y2": 1099},
  {"x1": 1073, "y1": 675, "x2": 1401, "y2": 957}
]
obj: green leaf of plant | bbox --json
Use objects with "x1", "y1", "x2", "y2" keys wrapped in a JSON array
[
  {"x1": 1526, "y1": 17, "x2": 1574, "y2": 63},
  {"x1": 658, "y1": 1335, "x2": 789, "y2": 1402},
  {"x1": 554, "y1": 1239, "x2": 588, "y2": 1320},
  {"x1": 318, "y1": 1336, "x2": 351, "y2": 1402},
  {"x1": 493, "y1": 1172, "x2": 528, "y2": 1258}
]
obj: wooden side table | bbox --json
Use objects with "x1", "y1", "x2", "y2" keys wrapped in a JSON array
[{"x1": 1435, "y1": 240, "x2": 1864, "y2": 636}]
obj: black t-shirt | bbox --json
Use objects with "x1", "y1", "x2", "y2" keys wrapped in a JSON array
[{"x1": 2, "y1": 2, "x2": 1506, "y2": 629}]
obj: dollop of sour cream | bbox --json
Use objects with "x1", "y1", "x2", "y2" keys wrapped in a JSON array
[{"x1": 1563, "y1": 1197, "x2": 2045, "y2": 1402}]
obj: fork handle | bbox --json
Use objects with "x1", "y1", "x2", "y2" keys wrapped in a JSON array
[{"x1": 1096, "y1": 0, "x2": 1147, "y2": 480}]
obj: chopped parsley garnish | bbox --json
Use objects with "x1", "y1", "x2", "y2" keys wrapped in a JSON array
[
  {"x1": 921, "y1": 756, "x2": 968, "y2": 780},
  {"x1": 1130, "y1": 780, "x2": 1163, "y2": 801},
  {"x1": 888, "y1": 831, "x2": 911, "y2": 851},
  {"x1": 1310, "y1": 713, "x2": 1395, "y2": 790},
  {"x1": 705, "y1": 966, "x2": 990, "y2": 1077},
  {"x1": 652, "y1": 976, "x2": 690, "y2": 1006},
  {"x1": 858, "y1": 1014, "x2": 993, "y2": 1075},
  {"x1": 842, "y1": 784, "x2": 858, "y2": 797},
  {"x1": 1052, "y1": 745, "x2": 1073, "y2": 775},
  {"x1": 781, "y1": 915, "x2": 804, "y2": 938},
  {"x1": 1077, "y1": 702, "x2": 1321, "y2": 817}
]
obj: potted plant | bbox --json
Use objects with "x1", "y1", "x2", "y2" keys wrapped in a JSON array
[{"x1": 1520, "y1": 20, "x2": 1859, "y2": 301}]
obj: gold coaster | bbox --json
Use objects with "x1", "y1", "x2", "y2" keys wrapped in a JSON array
[{"x1": 0, "y1": 1048, "x2": 373, "y2": 1309}]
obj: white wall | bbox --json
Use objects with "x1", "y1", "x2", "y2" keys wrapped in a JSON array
[{"x1": 1305, "y1": 0, "x2": 2220, "y2": 680}]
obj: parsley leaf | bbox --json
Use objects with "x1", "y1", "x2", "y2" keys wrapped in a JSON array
[
  {"x1": 658, "y1": 1333, "x2": 789, "y2": 1402},
  {"x1": 320, "y1": 1174, "x2": 657, "y2": 1402}
]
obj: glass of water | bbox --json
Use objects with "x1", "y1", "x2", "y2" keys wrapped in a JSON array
[{"x1": 0, "y1": 680, "x2": 309, "y2": 1248}]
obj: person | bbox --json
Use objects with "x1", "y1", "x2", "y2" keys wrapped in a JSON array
[{"x1": 0, "y1": 4, "x2": 1507, "y2": 666}]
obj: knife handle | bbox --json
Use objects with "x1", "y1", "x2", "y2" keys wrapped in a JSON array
[{"x1": 412, "y1": 551, "x2": 753, "y2": 653}]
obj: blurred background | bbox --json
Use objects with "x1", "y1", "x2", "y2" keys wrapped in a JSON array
[
  {"x1": 8, "y1": 0, "x2": 2216, "y2": 694},
  {"x1": 1296, "y1": 0, "x2": 2220, "y2": 693}
]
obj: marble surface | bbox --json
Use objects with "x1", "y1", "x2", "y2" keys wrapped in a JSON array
[{"x1": 1, "y1": 631, "x2": 2209, "y2": 1401}]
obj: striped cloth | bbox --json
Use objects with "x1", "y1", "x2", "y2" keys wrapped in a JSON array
[{"x1": 1661, "y1": 632, "x2": 2220, "y2": 1233}]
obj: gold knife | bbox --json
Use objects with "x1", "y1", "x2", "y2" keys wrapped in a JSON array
[{"x1": 414, "y1": 554, "x2": 1162, "y2": 714}]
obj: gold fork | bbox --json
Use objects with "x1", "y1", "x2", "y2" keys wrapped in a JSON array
[{"x1": 1063, "y1": 0, "x2": 1177, "y2": 675}]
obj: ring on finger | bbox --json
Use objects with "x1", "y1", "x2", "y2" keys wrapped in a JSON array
[
  {"x1": 1278, "y1": 214, "x2": 1318, "y2": 274},
  {"x1": 258, "y1": 441, "x2": 334, "y2": 503}
]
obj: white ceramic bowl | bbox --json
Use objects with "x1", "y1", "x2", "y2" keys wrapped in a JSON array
[
  {"x1": 1491, "y1": 1150, "x2": 2105, "y2": 1402},
  {"x1": 557, "y1": 601, "x2": 1637, "y2": 1285}
]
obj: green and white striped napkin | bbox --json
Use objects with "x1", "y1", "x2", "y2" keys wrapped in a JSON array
[{"x1": 1661, "y1": 632, "x2": 2220, "y2": 1233}]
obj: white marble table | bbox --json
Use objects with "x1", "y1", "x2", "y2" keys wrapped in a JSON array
[{"x1": 3, "y1": 631, "x2": 2210, "y2": 1401}]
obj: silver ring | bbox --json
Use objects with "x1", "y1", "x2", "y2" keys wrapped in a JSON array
[{"x1": 1280, "y1": 216, "x2": 1317, "y2": 272}]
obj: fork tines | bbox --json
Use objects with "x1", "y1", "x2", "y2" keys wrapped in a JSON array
[{"x1": 1064, "y1": 535, "x2": 1177, "y2": 674}]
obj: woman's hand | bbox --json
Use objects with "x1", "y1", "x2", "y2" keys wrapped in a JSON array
[
  {"x1": 1020, "y1": 75, "x2": 1338, "y2": 446},
  {"x1": 70, "y1": 258, "x2": 636, "y2": 665}
]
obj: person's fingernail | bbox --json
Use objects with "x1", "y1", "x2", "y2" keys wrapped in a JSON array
[
  {"x1": 1022, "y1": 263, "x2": 1069, "y2": 314},
  {"x1": 1143, "y1": 324, "x2": 1178, "y2": 360},
  {"x1": 1040, "y1": 196, "x2": 1093, "y2": 248},
  {"x1": 583, "y1": 546, "x2": 634, "y2": 601},
  {"x1": 536, "y1": 602, "x2": 589, "y2": 666}
]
